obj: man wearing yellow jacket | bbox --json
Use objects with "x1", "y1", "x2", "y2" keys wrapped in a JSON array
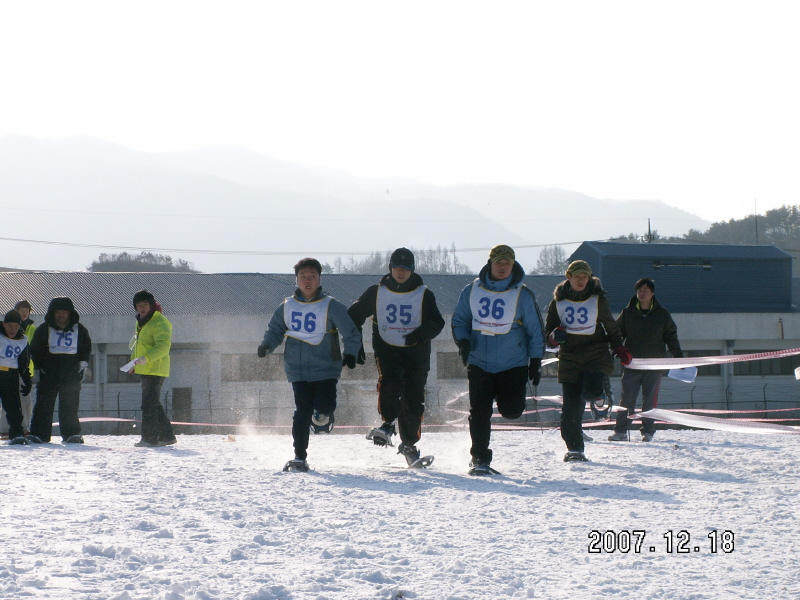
[{"x1": 129, "y1": 290, "x2": 176, "y2": 447}]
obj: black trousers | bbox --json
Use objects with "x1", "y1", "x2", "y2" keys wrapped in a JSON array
[
  {"x1": 291, "y1": 379, "x2": 337, "y2": 460},
  {"x1": 468, "y1": 365, "x2": 527, "y2": 464},
  {"x1": 375, "y1": 353, "x2": 429, "y2": 447},
  {"x1": 615, "y1": 369, "x2": 662, "y2": 435},
  {"x1": 30, "y1": 372, "x2": 82, "y2": 442},
  {"x1": 140, "y1": 375, "x2": 175, "y2": 444},
  {"x1": 0, "y1": 380, "x2": 24, "y2": 439},
  {"x1": 560, "y1": 372, "x2": 605, "y2": 452}
]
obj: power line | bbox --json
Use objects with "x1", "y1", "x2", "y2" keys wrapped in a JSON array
[{"x1": 0, "y1": 235, "x2": 597, "y2": 257}]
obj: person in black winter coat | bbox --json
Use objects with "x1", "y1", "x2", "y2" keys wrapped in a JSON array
[
  {"x1": 0, "y1": 310, "x2": 32, "y2": 444},
  {"x1": 348, "y1": 248, "x2": 445, "y2": 466},
  {"x1": 610, "y1": 278, "x2": 683, "y2": 442},
  {"x1": 28, "y1": 297, "x2": 92, "y2": 444}
]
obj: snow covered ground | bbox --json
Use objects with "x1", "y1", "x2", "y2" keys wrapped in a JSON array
[{"x1": 2, "y1": 428, "x2": 799, "y2": 600}]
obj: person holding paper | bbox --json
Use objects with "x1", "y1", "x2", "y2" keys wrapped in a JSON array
[
  {"x1": 28, "y1": 297, "x2": 92, "y2": 444},
  {"x1": 129, "y1": 290, "x2": 176, "y2": 447},
  {"x1": 610, "y1": 278, "x2": 683, "y2": 442}
]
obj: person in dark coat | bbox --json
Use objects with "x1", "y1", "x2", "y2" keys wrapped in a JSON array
[
  {"x1": 610, "y1": 278, "x2": 683, "y2": 442},
  {"x1": 27, "y1": 297, "x2": 92, "y2": 444},
  {"x1": 545, "y1": 260, "x2": 630, "y2": 462},
  {"x1": 0, "y1": 310, "x2": 32, "y2": 444},
  {"x1": 348, "y1": 248, "x2": 445, "y2": 466}
]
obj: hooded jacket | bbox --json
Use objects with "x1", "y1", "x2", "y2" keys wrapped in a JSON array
[
  {"x1": 131, "y1": 310, "x2": 172, "y2": 377},
  {"x1": 616, "y1": 294, "x2": 682, "y2": 359},
  {"x1": 545, "y1": 277, "x2": 624, "y2": 382},
  {"x1": 0, "y1": 325, "x2": 32, "y2": 390},
  {"x1": 452, "y1": 261, "x2": 545, "y2": 374},
  {"x1": 261, "y1": 287, "x2": 362, "y2": 383},
  {"x1": 30, "y1": 297, "x2": 92, "y2": 378},
  {"x1": 347, "y1": 272, "x2": 445, "y2": 362}
]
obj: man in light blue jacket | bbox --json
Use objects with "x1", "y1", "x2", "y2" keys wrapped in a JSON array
[
  {"x1": 452, "y1": 245, "x2": 545, "y2": 475},
  {"x1": 258, "y1": 258, "x2": 362, "y2": 471}
]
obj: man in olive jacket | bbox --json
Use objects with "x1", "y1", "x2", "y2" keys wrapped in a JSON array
[
  {"x1": 129, "y1": 290, "x2": 176, "y2": 447},
  {"x1": 610, "y1": 278, "x2": 683, "y2": 442}
]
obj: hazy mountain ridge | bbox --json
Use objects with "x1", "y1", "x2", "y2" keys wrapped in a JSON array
[{"x1": 0, "y1": 135, "x2": 710, "y2": 273}]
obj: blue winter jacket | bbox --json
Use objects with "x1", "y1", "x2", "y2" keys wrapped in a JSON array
[
  {"x1": 260, "y1": 288, "x2": 362, "y2": 383},
  {"x1": 452, "y1": 262, "x2": 545, "y2": 374}
]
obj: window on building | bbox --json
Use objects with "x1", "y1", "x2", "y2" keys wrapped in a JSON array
[
  {"x1": 222, "y1": 354, "x2": 283, "y2": 382},
  {"x1": 684, "y1": 350, "x2": 721, "y2": 377},
  {"x1": 733, "y1": 350, "x2": 800, "y2": 376},
  {"x1": 107, "y1": 355, "x2": 140, "y2": 383}
]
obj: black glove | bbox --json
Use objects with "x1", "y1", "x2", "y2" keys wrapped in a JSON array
[
  {"x1": 20, "y1": 380, "x2": 32, "y2": 397},
  {"x1": 403, "y1": 328, "x2": 423, "y2": 346},
  {"x1": 456, "y1": 339, "x2": 470, "y2": 367},
  {"x1": 357, "y1": 345, "x2": 366, "y2": 364},
  {"x1": 257, "y1": 344, "x2": 268, "y2": 358},
  {"x1": 547, "y1": 327, "x2": 567, "y2": 347},
  {"x1": 342, "y1": 354, "x2": 357, "y2": 369},
  {"x1": 528, "y1": 357, "x2": 542, "y2": 386}
]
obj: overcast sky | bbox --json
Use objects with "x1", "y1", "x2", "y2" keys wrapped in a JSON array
[{"x1": 2, "y1": 1, "x2": 798, "y2": 223}]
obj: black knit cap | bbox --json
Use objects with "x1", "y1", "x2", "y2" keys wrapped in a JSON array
[
  {"x1": 3, "y1": 310, "x2": 21, "y2": 324},
  {"x1": 133, "y1": 289, "x2": 156, "y2": 308},
  {"x1": 389, "y1": 248, "x2": 415, "y2": 272}
]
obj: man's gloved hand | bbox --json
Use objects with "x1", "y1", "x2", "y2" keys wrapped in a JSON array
[
  {"x1": 403, "y1": 328, "x2": 423, "y2": 346},
  {"x1": 528, "y1": 357, "x2": 542, "y2": 386},
  {"x1": 257, "y1": 344, "x2": 268, "y2": 358},
  {"x1": 357, "y1": 345, "x2": 366, "y2": 365},
  {"x1": 614, "y1": 346, "x2": 633, "y2": 366},
  {"x1": 78, "y1": 360, "x2": 89, "y2": 381},
  {"x1": 456, "y1": 339, "x2": 470, "y2": 367},
  {"x1": 547, "y1": 327, "x2": 567, "y2": 348},
  {"x1": 20, "y1": 380, "x2": 32, "y2": 396},
  {"x1": 342, "y1": 354, "x2": 357, "y2": 369}
]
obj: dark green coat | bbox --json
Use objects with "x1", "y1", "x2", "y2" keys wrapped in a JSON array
[
  {"x1": 616, "y1": 295, "x2": 682, "y2": 359},
  {"x1": 545, "y1": 278, "x2": 624, "y2": 383}
]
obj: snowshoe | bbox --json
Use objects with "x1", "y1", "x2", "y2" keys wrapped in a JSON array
[
  {"x1": 134, "y1": 439, "x2": 158, "y2": 447},
  {"x1": 468, "y1": 459, "x2": 500, "y2": 476},
  {"x1": 310, "y1": 411, "x2": 334, "y2": 434},
  {"x1": 641, "y1": 433, "x2": 654, "y2": 442},
  {"x1": 8, "y1": 436, "x2": 28, "y2": 445},
  {"x1": 563, "y1": 451, "x2": 589, "y2": 462},
  {"x1": 157, "y1": 436, "x2": 178, "y2": 446},
  {"x1": 582, "y1": 431, "x2": 593, "y2": 442},
  {"x1": 398, "y1": 443, "x2": 434, "y2": 469},
  {"x1": 607, "y1": 431, "x2": 628, "y2": 442},
  {"x1": 25, "y1": 434, "x2": 45, "y2": 444},
  {"x1": 283, "y1": 458, "x2": 309, "y2": 472},
  {"x1": 366, "y1": 422, "x2": 396, "y2": 447},
  {"x1": 64, "y1": 435, "x2": 84, "y2": 444}
]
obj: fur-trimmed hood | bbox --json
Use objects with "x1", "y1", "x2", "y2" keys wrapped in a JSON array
[{"x1": 553, "y1": 277, "x2": 606, "y2": 302}]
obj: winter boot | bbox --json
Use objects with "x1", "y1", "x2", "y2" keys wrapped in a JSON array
[
  {"x1": 607, "y1": 431, "x2": 629, "y2": 442},
  {"x1": 366, "y1": 422, "x2": 396, "y2": 447},
  {"x1": 564, "y1": 450, "x2": 589, "y2": 462},
  {"x1": 283, "y1": 457, "x2": 309, "y2": 472}
]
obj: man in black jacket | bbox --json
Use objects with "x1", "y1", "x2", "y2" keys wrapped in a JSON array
[
  {"x1": 27, "y1": 297, "x2": 93, "y2": 444},
  {"x1": 609, "y1": 278, "x2": 682, "y2": 442},
  {"x1": 348, "y1": 248, "x2": 445, "y2": 466}
]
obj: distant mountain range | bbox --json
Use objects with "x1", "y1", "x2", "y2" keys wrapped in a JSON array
[{"x1": 0, "y1": 135, "x2": 710, "y2": 273}]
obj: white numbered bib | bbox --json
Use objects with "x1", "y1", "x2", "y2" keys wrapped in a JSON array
[
  {"x1": 0, "y1": 335, "x2": 27, "y2": 368},
  {"x1": 376, "y1": 285, "x2": 426, "y2": 346},
  {"x1": 283, "y1": 296, "x2": 332, "y2": 345},
  {"x1": 469, "y1": 280, "x2": 522, "y2": 335},
  {"x1": 49, "y1": 326, "x2": 79, "y2": 354},
  {"x1": 556, "y1": 296, "x2": 599, "y2": 335}
]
